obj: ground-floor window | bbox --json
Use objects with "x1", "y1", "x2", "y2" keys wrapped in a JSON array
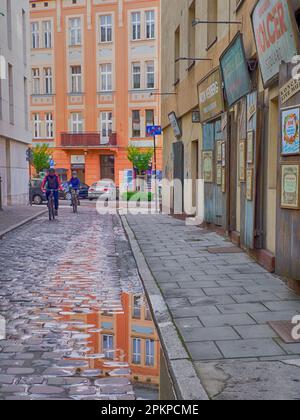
[
  {"x1": 145, "y1": 339, "x2": 155, "y2": 366},
  {"x1": 132, "y1": 338, "x2": 141, "y2": 365}
]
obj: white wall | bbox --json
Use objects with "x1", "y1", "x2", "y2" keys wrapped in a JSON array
[{"x1": 0, "y1": 0, "x2": 31, "y2": 205}]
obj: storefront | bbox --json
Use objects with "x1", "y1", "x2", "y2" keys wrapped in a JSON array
[
  {"x1": 251, "y1": 0, "x2": 300, "y2": 281},
  {"x1": 198, "y1": 67, "x2": 228, "y2": 231}
]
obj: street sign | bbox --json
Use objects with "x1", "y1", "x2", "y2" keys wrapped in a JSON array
[{"x1": 146, "y1": 125, "x2": 162, "y2": 137}]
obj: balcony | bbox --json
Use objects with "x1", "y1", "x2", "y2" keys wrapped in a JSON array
[{"x1": 60, "y1": 132, "x2": 117, "y2": 148}]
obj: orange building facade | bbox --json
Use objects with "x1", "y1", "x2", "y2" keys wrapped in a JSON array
[{"x1": 29, "y1": 0, "x2": 162, "y2": 187}]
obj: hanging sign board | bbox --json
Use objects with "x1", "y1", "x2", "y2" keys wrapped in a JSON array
[
  {"x1": 251, "y1": 0, "x2": 299, "y2": 87},
  {"x1": 220, "y1": 33, "x2": 252, "y2": 108},
  {"x1": 197, "y1": 68, "x2": 224, "y2": 123},
  {"x1": 280, "y1": 78, "x2": 300, "y2": 105},
  {"x1": 168, "y1": 112, "x2": 182, "y2": 138}
]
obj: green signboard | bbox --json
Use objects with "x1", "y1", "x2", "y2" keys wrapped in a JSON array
[{"x1": 220, "y1": 33, "x2": 252, "y2": 108}]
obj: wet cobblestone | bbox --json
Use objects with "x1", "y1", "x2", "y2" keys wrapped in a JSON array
[{"x1": 0, "y1": 206, "x2": 149, "y2": 400}]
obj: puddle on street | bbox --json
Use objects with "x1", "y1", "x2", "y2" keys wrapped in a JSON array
[
  {"x1": 25, "y1": 217, "x2": 161, "y2": 400},
  {"x1": 40, "y1": 290, "x2": 161, "y2": 400}
]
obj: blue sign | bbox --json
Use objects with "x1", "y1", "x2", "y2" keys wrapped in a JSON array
[
  {"x1": 49, "y1": 159, "x2": 55, "y2": 167},
  {"x1": 146, "y1": 125, "x2": 162, "y2": 137}
]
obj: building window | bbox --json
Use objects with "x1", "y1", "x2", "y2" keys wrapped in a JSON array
[
  {"x1": 174, "y1": 26, "x2": 180, "y2": 83},
  {"x1": 44, "y1": 68, "x2": 52, "y2": 94},
  {"x1": 145, "y1": 303, "x2": 152, "y2": 321},
  {"x1": 69, "y1": 18, "x2": 82, "y2": 46},
  {"x1": 146, "y1": 61, "x2": 155, "y2": 89},
  {"x1": 24, "y1": 77, "x2": 28, "y2": 130},
  {"x1": 7, "y1": 0, "x2": 12, "y2": 50},
  {"x1": 133, "y1": 295, "x2": 142, "y2": 319},
  {"x1": 71, "y1": 112, "x2": 83, "y2": 133},
  {"x1": 145, "y1": 339, "x2": 155, "y2": 366},
  {"x1": 22, "y1": 9, "x2": 27, "y2": 64},
  {"x1": 43, "y1": 21, "x2": 52, "y2": 48},
  {"x1": 33, "y1": 113, "x2": 41, "y2": 138},
  {"x1": 132, "y1": 12, "x2": 141, "y2": 40},
  {"x1": 31, "y1": 22, "x2": 39, "y2": 49},
  {"x1": 188, "y1": 1, "x2": 196, "y2": 67},
  {"x1": 207, "y1": 0, "x2": 217, "y2": 48},
  {"x1": 71, "y1": 66, "x2": 82, "y2": 93},
  {"x1": 45, "y1": 113, "x2": 54, "y2": 138},
  {"x1": 145, "y1": 10, "x2": 155, "y2": 39},
  {"x1": 102, "y1": 334, "x2": 114, "y2": 360},
  {"x1": 32, "y1": 68, "x2": 40, "y2": 95},
  {"x1": 8, "y1": 63, "x2": 14, "y2": 125},
  {"x1": 132, "y1": 110, "x2": 141, "y2": 138},
  {"x1": 132, "y1": 63, "x2": 141, "y2": 89},
  {"x1": 146, "y1": 110, "x2": 155, "y2": 132},
  {"x1": 100, "y1": 15, "x2": 112, "y2": 43},
  {"x1": 132, "y1": 338, "x2": 141, "y2": 365},
  {"x1": 101, "y1": 112, "x2": 113, "y2": 144},
  {"x1": 100, "y1": 63, "x2": 112, "y2": 92}
]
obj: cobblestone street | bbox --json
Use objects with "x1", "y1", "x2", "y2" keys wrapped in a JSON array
[{"x1": 0, "y1": 205, "x2": 157, "y2": 400}]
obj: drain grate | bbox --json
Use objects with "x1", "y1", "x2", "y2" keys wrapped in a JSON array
[
  {"x1": 269, "y1": 321, "x2": 300, "y2": 344},
  {"x1": 208, "y1": 246, "x2": 244, "y2": 254}
]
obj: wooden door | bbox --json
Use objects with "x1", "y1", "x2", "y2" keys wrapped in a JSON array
[
  {"x1": 100, "y1": 155, "x2": 115, "y2": 182},
  {"x1": 276, "y1": 62, "x2": 300, "y2": 281}
]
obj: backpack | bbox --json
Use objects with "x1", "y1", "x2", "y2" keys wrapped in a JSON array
[{"x1": 46, "y1": 175, "x2": 59, "y2": 190}]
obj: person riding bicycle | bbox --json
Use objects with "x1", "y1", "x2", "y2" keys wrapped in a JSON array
[
  {"x1": 68, "y1": 171, "x2": 81, "y2": 206},
  {"x1": 41, "y1": 168, "x2": 63, "y2": 216}
]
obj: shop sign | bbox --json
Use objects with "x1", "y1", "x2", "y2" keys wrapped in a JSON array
[
  {"x1": 220, "y1": 33, "x2": 252, "y2": 108},
  {"x1": 280, "y1": 78, "x2": 300, "y2": 105},
  {"x1": 281, "y1": 164, "x2": 300, "y2": 209},
  {"x1": 71, "y1": 155, "x2": 85, "y2": 165},
  {"x1": 203, "y1": 151, "x2": 214, "y2": 183},
  {"x1": 197, "y1": 68, "x2": 224, "y2": 123},
  {"x1": 251, "y1": 0, "x2": 299, "y2": 87},
  {"x1": 168, "y1": 112, "x2": 182, "y2": 138},
  {"x1": 281, "y1": 107, "x2": 300, "y2": 155}
]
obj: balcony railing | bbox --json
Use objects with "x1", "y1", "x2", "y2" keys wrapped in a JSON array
[{"x1": 60, "y1": 132, "x2": 117, "y2": 147}]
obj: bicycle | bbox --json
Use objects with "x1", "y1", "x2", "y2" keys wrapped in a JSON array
[
  {"x1": 47, "y1": 189, "x2": 58, "y2": 221},
  {"x1": 70, "y1": 188, "x2": 79, "y2": 214}
]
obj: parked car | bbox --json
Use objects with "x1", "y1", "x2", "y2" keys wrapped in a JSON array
[
  {"x1": 88, "y1": 180, "x2": 117, "y2": 201},
  {"x1": 60, "y1": 182, "x2": 90, "y2": 201},
  {"x1": 29, "y1": 179, "x2": 47, "y2": 205}
]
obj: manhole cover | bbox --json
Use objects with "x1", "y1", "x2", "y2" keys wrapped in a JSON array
[
  {"x1": 269, "y1": 321, "x2": 300, "y2": 344},
  {"x1": 208, "y1": 246, "x2": 244, "y2": 254}
]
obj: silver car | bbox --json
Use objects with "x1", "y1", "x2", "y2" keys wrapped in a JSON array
[{"x1": 88, "y1": 180, "x2": 117, "y2": 201}]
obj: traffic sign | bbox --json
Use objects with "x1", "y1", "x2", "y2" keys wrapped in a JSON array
[{"x1": 146, "y1": 125, "x2": 162, "y2": 137}]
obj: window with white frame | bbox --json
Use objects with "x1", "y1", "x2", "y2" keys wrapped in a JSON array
[
  {"x1": 71, "y1": 66, "x2": 82, "y2": 93},
  {"x1": 100, "y1": 64, "x2": 112, "y2": 92},
  {"x1": 132, "y1": 63, "x2": 141, "y2": 89},
  {"x1": 101, "y1": 112, "x2": 113, "y2": 144},
  {"x1": 32, "y1": 68, "x2": 40, "y2": 95},
  {"x1": 133, "y1": 295, "x2": 142, "y2": 319},
  {"x1": 146, "y1": 61, "x2": 155, "y2": 89},
  {"x1": 43, "y1": 21, "x2": 52, "y2": 48},
  {"x1": 145, "y1": 109, "x2": 155, "y2": 132},
  {"x1": 145, "y1": 339, "x2": 155, "y2": 366},
  {"x1": 45, "y1": 113, "x2": 54, "y2": 138},
  {"x1": 33, "y1": 113, "x2": 41, "y2": 138},
  {"x1": 145, "y1": 10, "x2": 155, "y2": 39},
  {"x1": 132, "y1": 338, "x2": 141, "y2": 365},
  {"x1": 71, "y1": 113, "x2": 83, "y2": 133},
  {"x1": 100, "y1": 15, "x2": 112, "y2": 43},
  {"x1": 132, "y1": 12, "x2": 141, "y2": 40},
  {"x1": 31, "y1": 22, "x2": 39, "y2": 49},
  {"x1": 132, "y1": 110, "x2": 141, "y2": 138},
  {"x1": 44, "y1": 68, "x2": 53, "y2": 94},
  {"x1": 102, "y1": 334, "x2": 114, "y2": 360},
  {"x1": 69, "y1": 18, "x2": 82, "y2": 46}
]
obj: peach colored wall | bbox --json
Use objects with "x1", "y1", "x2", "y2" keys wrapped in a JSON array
[{"x1": 30, "y1": 0, "x2": 162, "y2": 186}]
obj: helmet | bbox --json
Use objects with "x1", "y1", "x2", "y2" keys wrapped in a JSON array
[{"x1": 48, "y1": 168, "x2": 55, "y2": 175}]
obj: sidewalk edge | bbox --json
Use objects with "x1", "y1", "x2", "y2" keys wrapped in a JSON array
[
  {"x1": 0, "y1": 209, "x2": 47, "y2": 239},
  {"x1": 120, "y1": 214, "x2": 209, "y2": 401}
]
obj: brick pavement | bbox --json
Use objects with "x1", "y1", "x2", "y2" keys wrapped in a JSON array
[
  {"x1": 125, "y1": 214, "x2": 300, "y2": 400},
  {"x1": 0, "y1": 207, "x2": 152, "y2": 400}
]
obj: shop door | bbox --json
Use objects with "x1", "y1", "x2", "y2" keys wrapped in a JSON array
[
  {"x1": 276, "y1": 62, "x2": 300, "y2": 281},
  {"x1": 100, "y1": 155, "x2": 115, "y2": 182},
  {"x1": 203, "y1": 119, "x2": 228, "y2": 229},
  {"x1": 173, "y1": 141, "x2": 184, "y2": 214},
  {"x1": 240, "y1": 92, "x2": 264, "y2": 250}
]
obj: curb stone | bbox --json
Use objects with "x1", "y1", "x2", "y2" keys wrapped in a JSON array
[
  {"x1": 120, "y1": 214, "x2": 209, "y2": 401},
  {"x1": 0, "y1": 209, "x2": 48, "y2": 239}
]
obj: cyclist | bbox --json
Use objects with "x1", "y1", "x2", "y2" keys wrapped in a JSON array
[
  {"x1": 68, "y1": 171, "x2": 81, "y2": 206},
  {"x1": 41, "y1": 168, "x2": 63, "y2": 216}
]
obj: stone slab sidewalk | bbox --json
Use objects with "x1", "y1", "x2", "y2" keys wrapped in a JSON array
[
  {"x1": 124, "y1": 213, "x2": 300, "y2": 400},
  {"x1": 0, "y1": 205, "x2": 47, "y2": 238}
]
